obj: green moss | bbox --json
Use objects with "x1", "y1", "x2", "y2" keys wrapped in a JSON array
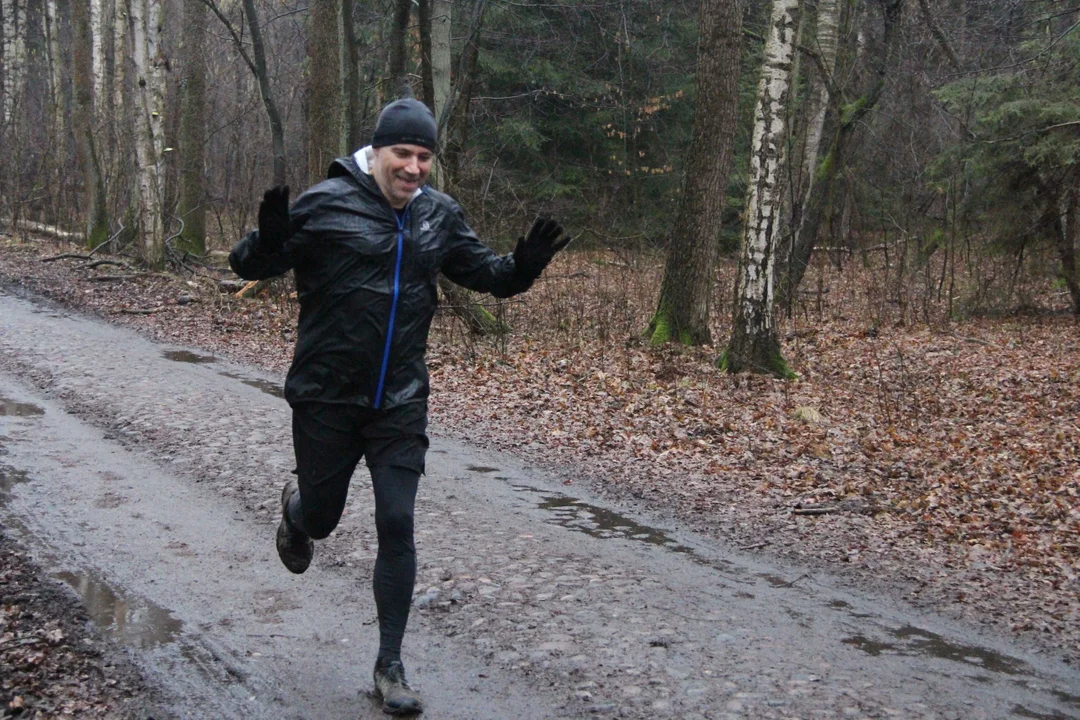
[
  {"x1": 87, "y1": 223, "x2": 110, "y2": 250},
  {"x1": 717, "y1": 347, "x2": 731, "y2": 371},
  {"x1": 840, "y1": 96, "x2": 868, "y2": 125},
  {"x1": 815, "y1": 151, "x2": 834, "y2": 182}
]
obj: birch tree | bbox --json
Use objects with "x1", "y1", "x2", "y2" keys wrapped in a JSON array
[
  {"x1": 774, "y1": 0, "x2": 904, "y2": 310},
  {"x1": 90, "y1": 0, "x2": 105, "y2": 102},
  {"x1": 646, "y1": 0, "x2": 744, "y2": 346},
  {"x1": 73, "y1": 0, "x2": 111, "y2": 247},
  {"x1": 1, "y1": 0, "x2": 25, "y2": 126},
  {"x1": 177, "y1": 0, "x2": 207, "y2": 254},
  {"x1": 131, "y1": 0, "x2": 167, "y2": 266},
  {"x1": 775, "y1": 0, "x2": 839, "y2": 314},
  {"x1": 722, "y1": 0, "x2": 801, "y2": 378},
  {"x1": 308, "y1": 0, "x2": 342, "y2": 184}
]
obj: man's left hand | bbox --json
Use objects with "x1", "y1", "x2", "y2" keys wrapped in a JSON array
[{"x1": 513, "y1": 217, "x2": 572, "y2": 280}]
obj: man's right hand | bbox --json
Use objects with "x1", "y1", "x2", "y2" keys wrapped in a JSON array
[{"x1": 257, "y1": 186, "x2": 309, "y2": 254}]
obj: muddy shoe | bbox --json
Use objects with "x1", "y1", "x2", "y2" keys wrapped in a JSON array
[
  {"x1": 373, "y1": 660, "x2": 423, "y2": 715},
  {"x1": 276, "y1": 480, "x2": 313, "y2": 574}
]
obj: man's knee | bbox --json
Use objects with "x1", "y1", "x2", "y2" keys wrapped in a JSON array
[{"x1": 375, "y1": 506, "x2": 414, "y2": 542}]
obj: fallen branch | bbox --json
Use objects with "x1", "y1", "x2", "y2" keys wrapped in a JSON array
[
  {"x1": 88, "y1": 274, "x2": 139, "y2": 282},
  {"x1": 113, "y1": 306, "x2": 170, "y2": 315},
  {"x1": 42, "y1": 253, "x2": 92, "y2": 263},
  {"x1": 235, "y1": 279, "x2": 270, "y2": 298},
  {"x1": 85, "y1": 259, "x2": 134, "y2": 271},
  {"x1": 792, "y1": 506, "x2": 839, "y2": 516}
]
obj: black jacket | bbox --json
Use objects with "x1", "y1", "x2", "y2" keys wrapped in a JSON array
[{"x1": 229, "y1": 148, "x2": 531, "y2": 409}]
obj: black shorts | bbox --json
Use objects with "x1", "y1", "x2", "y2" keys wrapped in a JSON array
[
  {"x1": 290, "y1": 401, "x2": 428, "y2": 538},
  {"x1": 292, "y1": 400, "x2": 429, "y2": 477}
]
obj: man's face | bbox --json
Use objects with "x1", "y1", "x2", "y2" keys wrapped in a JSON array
[{"x1": 372, "y1": 144, "x2": 434, "y2": 209}]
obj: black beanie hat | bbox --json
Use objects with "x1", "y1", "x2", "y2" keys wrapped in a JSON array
[{"x1": 371, "y1": 98, "x2": 438, "y2": 151}]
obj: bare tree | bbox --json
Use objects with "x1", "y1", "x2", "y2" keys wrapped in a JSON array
[
  {"x1": 131, "y1": 0, "x2": 167, "y2": 265},
  {"x1": 2, "y1": 0, "x2": 26, "y2": 127},
  {"x1": 647, "y1": 0, "x2": 744, "y2": 346},
  {"x1": 387, "y1": 0, "x2": 411, "y2": 98},
  {"x1": 723, "y1": 0, "x2": 801, "y2": 378},
  {"x1": 308, "y1": 0, "x2": 343, "y2": 184},
  {"x1": 774, "y1": 0, "x2": 904, "y2": 310},
  {"x1": 177, "y1": 0, "x2": 207, "y2": 254},
  {"x1": 73, "y1": 0, "x2": 110, "y2": 247},
  {"x1": 201, "y1": 0, "x2": 287, "y2": 186},
  {"x1": 342, "y1": 0, "x2": 365, "y2": 151}
]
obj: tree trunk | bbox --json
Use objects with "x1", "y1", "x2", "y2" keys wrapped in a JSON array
[
  {"x1": 776, "y1": 0, "x2": 839, "y2": 316},
  {"x1": 647, "y1": 0, "x2": 744, "y2": 346},
  {"x1": 242, "y1": 0, "x2": 285, "y2": 186},
  {"x1": 342, "y1": 0, "x2": 363, "y2": 151},
  {"x1": 131, "y1": 0, "x2": 166, "y2": 266},
  {"x1": 177, "y1": 0, "x2": 206, "y2": 255},
  {"x1": 418, "y1": 0, "x2": 433, "y2": 109},
  {"x1": 723, "y1": 0, "x2": 800, "y2": 378},
  {"x1": 73, "y1": 0, "x2": 111, "y2": 248},
  {"x1": 774, "y1": 0, "x2": 903, "y2": 310},
  {"x1": 419, "y1": 0, "x2": 502, "y2": 336},
  {"x1": 431, "y1": 0, "x2": 450, "y2": 119},
  {"x1": 387, "y1": 0, "x2": 410, "y2": 97},
  {"x1": 1057, "y1": 188, "x2": 1080, "y2": 316},
  {"x1": 2, "y1": 0, "x2": 26, "y2": 126},
  {"x1": 308, "y1": 0, "x2": 342, "y2": 184},
  {"x1": 44, "y1": 0, "x2": 65, "y2": 224},
  {"x1": 90, "y1": 0, "x2": 105, "y2": 103}
]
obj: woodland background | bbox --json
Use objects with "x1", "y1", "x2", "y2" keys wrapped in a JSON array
[{"x1": 0, "y1": 0, "x2": 1078, "y2": 662}]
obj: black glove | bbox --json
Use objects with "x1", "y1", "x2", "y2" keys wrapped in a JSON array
[
  {"x1": 256, "y1": 186, "x2": 308, "y2": 255},
  {"x1": 512, "y1": 217, "x2": 571, "y2": 280}
]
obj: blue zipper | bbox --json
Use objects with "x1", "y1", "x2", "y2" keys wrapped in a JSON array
[{"x1": 375, "y1": 209, "x2": 407, "y2": 409}]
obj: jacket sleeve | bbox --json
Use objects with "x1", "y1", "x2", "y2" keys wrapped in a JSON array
[
  {"x1": 227, "y1": 186, "x2": 326, "y2": 280},
  {"x1": 440, "y1": 204, "x2": 534, "y2": 299}
]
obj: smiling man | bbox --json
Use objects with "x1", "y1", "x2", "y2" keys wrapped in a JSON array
[{"x1": 228, "y1": 97, "x2": 570, "y2": 715}]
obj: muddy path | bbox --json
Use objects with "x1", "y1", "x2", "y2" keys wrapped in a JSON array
[{"x1": 0, "y1": 286, "x2": 1077, "y2": 719}]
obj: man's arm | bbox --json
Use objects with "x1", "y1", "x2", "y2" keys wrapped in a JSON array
[
  {"x1": 441, "y1": 207, "x2": 570, "y2": 298},
  {"x1": 228, "y1": 186, "x2": 311, "y2": 280}
]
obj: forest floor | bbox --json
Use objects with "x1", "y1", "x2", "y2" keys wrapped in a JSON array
[{"x1": 0, "y1": 231, "x2": 1077, "y2": 715}]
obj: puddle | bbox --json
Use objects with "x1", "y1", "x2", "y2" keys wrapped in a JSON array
[
  {"x1": 162, "y1": 350, "x2": 216, "y2": 364},
  {"x1": 467, "y1": 465, "x2": 500, "y2": 473},
  {"x1": 512, "y1": 484, "x2": 696, "y2": 554},
  {"x1": 53, "y1": 569, "x2": 182, "y2": 649},
  {"x1": 0, "y1": 396, "x2": 45, "y2": 416},
  {"x1": 218, "y1": 372, "x2": 284, "y2": 398},
  {"x1": 843, "y1": 625, "x2": 1029, "y2": 676},
  {"x1": 1012, "y1": 705, "x2": 1071, "y2": 719}
]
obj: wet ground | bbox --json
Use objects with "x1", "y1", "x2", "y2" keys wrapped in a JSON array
[{"x1": 1, "y1": 286, "x2": 1077, "y2": 719}]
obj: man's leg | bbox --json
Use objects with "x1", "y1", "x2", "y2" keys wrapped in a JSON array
[
  {"x1": 278, "y1": 403, "x2": 364, "y2": 573},
  {"x1": 369, "y1": 465, "x2": 423, "y2": 714},
  {"x1": 370, "y1": 465, "x2": 419, "y2": 664}
]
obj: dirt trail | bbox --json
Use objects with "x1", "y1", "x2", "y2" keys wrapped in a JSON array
[{"x1": 1, "y1": 287, "x2": 1077, "y2": 719}]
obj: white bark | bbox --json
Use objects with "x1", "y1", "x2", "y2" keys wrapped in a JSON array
[
  {"x1": 790, "y1": 0, "x2": 839, "y2": 252},
  {"x1": 736, "y1": 0, "x2": 800, "y2": 340},
  {"x1": 2, "y1": 0, "x2": 25, "y2": 125},
  {"x1": 132, "y1": 0, "x2": 166, "y2": 265},
  {"x1": 113, "y1": 0, "x2": 127, "y2": 116},
  {"x1": 91, "y1": 0, "x2": 106, "y2": 106},
  {"x1": 45, "y1": 0, "x2": 63, "y2": 136}
]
